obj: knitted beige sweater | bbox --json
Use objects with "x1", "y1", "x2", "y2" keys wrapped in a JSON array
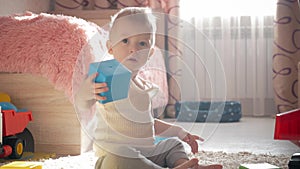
[{"x1": 93, "y1": 78, "x2": 158, "y2": 157}]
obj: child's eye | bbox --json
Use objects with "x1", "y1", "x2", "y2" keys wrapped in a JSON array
[
  {"x1": 122, "y1": 39, "x2": 128, "y2": 44},
  {"x1": 139, "y1": 41, "x2": 148, "y2": 47}
]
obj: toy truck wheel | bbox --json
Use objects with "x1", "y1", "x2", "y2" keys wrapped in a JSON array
[
  {"x1": 6, "y1": 138, "x2": 24, "y2": 159},
  {"x1": 16, "y1": 128, "x2": 34, "y2": 152}
]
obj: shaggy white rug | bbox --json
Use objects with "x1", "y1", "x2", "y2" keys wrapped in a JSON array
[
  {"x1": 39, "y1": 151, "x2": 291, "y2": 169},
  {"x1": 192, "y1": 151, "x2": 290, "y2": 169}
]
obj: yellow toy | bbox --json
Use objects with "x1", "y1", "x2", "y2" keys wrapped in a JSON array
[
  {"x1": 0, "y1": 93, "x2": 10, "y2": 102},
  {"x1": 0, "y1": 161, "x2": 42, "y2": 169}
]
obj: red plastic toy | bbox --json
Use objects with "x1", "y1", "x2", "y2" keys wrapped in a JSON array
[
  {"x1": 274, "y1": 109, "x2": 300, "y2": 168},
  {"x1": 0, "y1": 94, "x2": 34, "y2": 159},
  {"x1": 274, "y1": 108, "x2": 300, "y2": 147}
]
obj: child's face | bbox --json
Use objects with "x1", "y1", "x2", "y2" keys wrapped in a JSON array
[
  {"x1": 107, "y1": 18, "x2": 154, "y2": 72},
  {"x1": 108, "y1": 34, "x2": 153, "y2": 72}
]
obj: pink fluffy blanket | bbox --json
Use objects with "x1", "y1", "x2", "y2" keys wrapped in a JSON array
[
  {"x1": 0, "y1": 12, "x2": 105, "y2": 102},
  {"x1": 0, "y1": 12, "x2": 168, "y2": 108}
]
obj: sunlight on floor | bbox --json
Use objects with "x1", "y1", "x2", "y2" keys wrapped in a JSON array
[{"x1": 171, "y1": 117, "x2": 300, "y2": 155}]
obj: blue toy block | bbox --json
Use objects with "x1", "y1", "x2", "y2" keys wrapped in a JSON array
[{"x1": 88, "y1": 59, "x2": 132, "y2": 104}]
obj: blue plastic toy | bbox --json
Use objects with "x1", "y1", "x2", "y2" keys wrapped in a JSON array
[
  {"x1": 0, "y1": 102, "x2": 28, "y2": 112},
  {"x1": 88, "y1": 59, "x2": 132, "y2": 104}
]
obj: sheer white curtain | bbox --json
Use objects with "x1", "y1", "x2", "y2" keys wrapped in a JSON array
[{"x1": 179, "y1": 0, "x2": 276, "y2": 116}]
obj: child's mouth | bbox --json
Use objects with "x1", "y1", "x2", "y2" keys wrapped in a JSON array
[{"x1": 127, "y1": 58, "x2": 138, "y2": 62}]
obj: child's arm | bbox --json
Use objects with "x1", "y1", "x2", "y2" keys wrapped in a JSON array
[
  {"x1": 74, "y1": 73, "x2": 108, "y2": 111},
  {"x1": 154, "y1": 119, "x2": 188, "y2": 139},
  {"x1": 154, "y1": 119, "x2": 204, "y2": 154}
]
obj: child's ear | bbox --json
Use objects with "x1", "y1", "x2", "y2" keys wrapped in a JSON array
[{"x1": 106, "y1": 40, "x2": 113, "y2": 54}]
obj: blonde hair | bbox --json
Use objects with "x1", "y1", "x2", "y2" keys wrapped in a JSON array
[{"x1": 109, "y1": 7, "x2": 156, "y2": 47}]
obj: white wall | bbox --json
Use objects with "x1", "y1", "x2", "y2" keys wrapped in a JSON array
[{"x1": 0, "y1": 0, "x2": 53, "y2": 16}]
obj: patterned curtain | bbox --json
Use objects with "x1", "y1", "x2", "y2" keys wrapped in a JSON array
[{"x1": 273, "y1": 0, "x2": 300, "y2": 113}]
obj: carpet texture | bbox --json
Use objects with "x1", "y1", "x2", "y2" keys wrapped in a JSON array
[
  {"x1": 193, "y1": 151, "x2": 290, "y2": 169},
  {"x1": 4, "y1": 151, "x2": 288, "y2": 169}
]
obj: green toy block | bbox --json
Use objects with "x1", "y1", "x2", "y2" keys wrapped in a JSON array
[{"x1": 239, "y1": 163, "x2": 281, "y2": 169}]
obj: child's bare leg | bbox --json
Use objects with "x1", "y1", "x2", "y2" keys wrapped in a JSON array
[
  {"x1": 173, "y1": 158, "x2": 223, "y2": 169},
  {"x1": 173, "y1": 158, "x2": 199, "y2": 169},
  {"x1": 196, "y1": 164, "x2": 223, "y2": 169},
  {"x1": 173, "y1": 158, "x2": 189, "y2": 167}
]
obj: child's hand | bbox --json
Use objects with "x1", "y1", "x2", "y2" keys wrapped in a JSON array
[
  {"x1": 179, "y1": 131, "x2": 204, "y2": 154},
  {"x1": 76, "y1": 73, "x2": 109, "y2": 103},
  {"x1": 92, "y1": 76, "x2": 109, "y2": 102}
]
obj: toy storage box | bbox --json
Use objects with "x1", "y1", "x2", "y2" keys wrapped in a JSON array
[{"x1": 0, "y1": 73, "x2": 81, "y2": 155}]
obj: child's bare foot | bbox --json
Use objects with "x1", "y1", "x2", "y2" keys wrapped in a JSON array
[
  {"x1": 173, "y1": 158, "x2": 199, "y2": 169},
  {"x1": 196, "y1": 164, "x2": 223, "y2": 169}
]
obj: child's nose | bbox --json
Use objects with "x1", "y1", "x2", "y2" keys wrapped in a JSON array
[{"x1": 129, "y1": 44, "x2": 138, "y2": 53}]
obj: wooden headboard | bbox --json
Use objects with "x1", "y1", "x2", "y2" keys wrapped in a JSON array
[
  {"x1": 54, "y1": 10, "x2": 117, "y2": 26},
  {"x1": 53, "y1": 9, "x2": 166, "y2": 50}
]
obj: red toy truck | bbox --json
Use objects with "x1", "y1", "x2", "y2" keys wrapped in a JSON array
[{"x1": 0, "y1": 102, "x2": 34, "y2": 159}]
